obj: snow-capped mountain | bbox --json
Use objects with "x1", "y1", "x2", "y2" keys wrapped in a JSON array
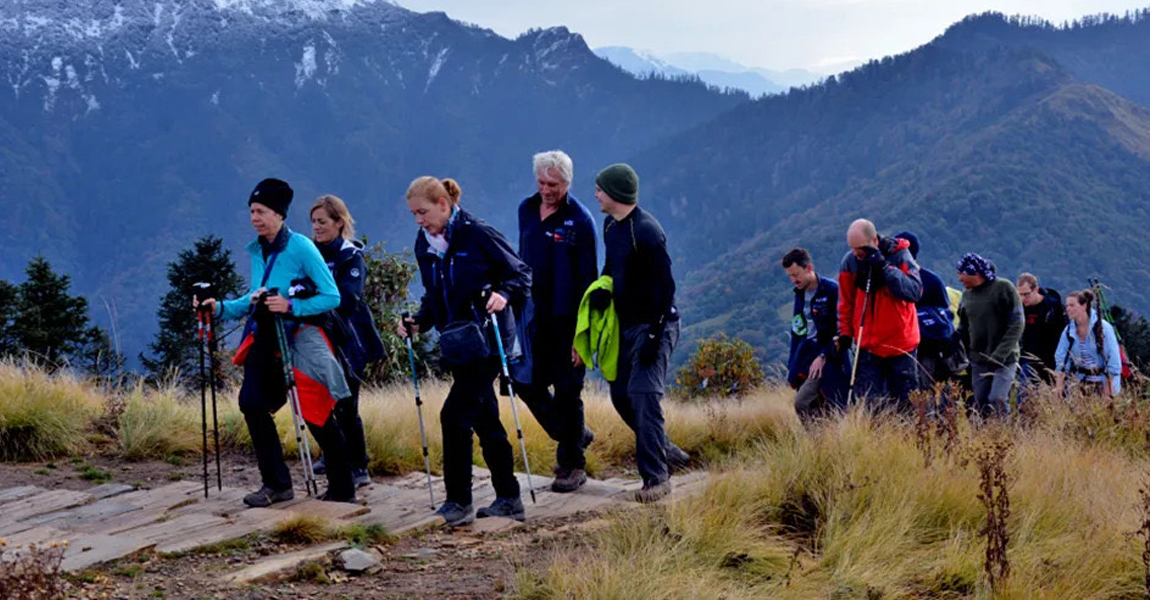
[
  {"x1": 0, "y1": 0, "x2": 747, "y2": 365},
  {"x1": 593, "y1": 46, "x2": 824, "y2": 96}
]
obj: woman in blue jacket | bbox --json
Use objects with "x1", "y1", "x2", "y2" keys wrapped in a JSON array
[
  {"x1": 196, "y1": 178, "x2": 356, "y2": 507},
  {"x1": 309, "y1": 195, "x2": 383, "y2": 489},
  {"x1": 398, "y1": 176, "x2": 532, "y2": 527},
  {"x1": 1054, "y1": 289, "x2": 1122, "y2": 397}
]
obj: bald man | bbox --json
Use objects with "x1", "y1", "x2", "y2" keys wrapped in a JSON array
[{"x1": 836, "y1": 219, "x2": 923, "y2": 411}]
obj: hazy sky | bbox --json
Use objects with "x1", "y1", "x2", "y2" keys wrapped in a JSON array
[{"x1": 395, "y1": 0, "x2": 1148, "y2": 73}]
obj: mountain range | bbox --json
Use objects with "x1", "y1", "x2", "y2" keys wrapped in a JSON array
[
  {"x1": 2, "y1": 2, "x2": 1149, "y2": 369},
  {"x1": 593, "y1": 46, "x2": 825, "y2": 96}
]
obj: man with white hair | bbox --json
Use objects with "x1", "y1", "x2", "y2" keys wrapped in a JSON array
[{"x1": 516, "y1": 150, "x2": 598, "y2": 493}]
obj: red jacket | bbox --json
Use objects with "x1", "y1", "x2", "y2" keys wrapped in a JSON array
[{"x1": 838, "y1": 236, "x2": 922, "y2": 357}]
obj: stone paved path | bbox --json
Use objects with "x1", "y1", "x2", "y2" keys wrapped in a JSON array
[{"x1": 0, "y1": 469, "x2": 707, "y2": 581}]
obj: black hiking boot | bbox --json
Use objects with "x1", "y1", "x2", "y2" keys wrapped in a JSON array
[
  {"x1": 312, "y1": 455, "x2": 326, "y2": 475},
  {"x1": 435, "y1": 502, "x2": 475, "y2": 527},
  {"x1": 243, "y1": 486, "x2": 294, "y2": 508},
  {"x1": 476, "y1": 496, "x2": 526, "y2": 521},
  {"x1": 352, "y1": 467, "x2": 371, "y2": 489},
  {"x1": 634, "y1": 479, "x2": 672, "y2": 504},
  {"x1": 318, "y1": 488, "x2": 357, "y2": 504},
  {"x1": 666, "y1": 444, "x2": 691, "y2": 473},
  {"x1": 580, "y1": 427, "x2": 595, "y2": 450},
  {"x1": 551, "y1": 467, "x2": 588, "y2": 493}
]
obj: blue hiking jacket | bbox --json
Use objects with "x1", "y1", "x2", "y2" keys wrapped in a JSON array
[
  {"x1": 787, "y1": 275, "x2": 841, "y2": 388},
  {"x1": 219, "y1": 226, "x2": 340, "y2": 322}
]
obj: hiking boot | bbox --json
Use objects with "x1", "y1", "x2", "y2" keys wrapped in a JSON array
[
  {"x1": 352, "y1": 467, "x2": 371, "y2": 489},
  {"x1": 318, "y1": 488, "x2": 357, "y2": 504},
  {"x1": 666, "y1": 444, "x2": 691, "y2": 473},
  {"x1": 634, "y1": 480, "x2": 672, "y2": 504},
  {"x1": 435, "y1": 502, "x2": 475, "y2": 527},
  {"x1": 579, "y1": 427, "x2": 595, "y2": 450},
  {"x1": 312, "y1": 455, "x2": 326, "y2": 475},
  {"x1": 551, "y1": 467, "x2": 587, "y2": 493},
  {"x1": 476, "y1": 496, "x2": 526, "y2": 521},
  {"x1": 243, "y1": 486, "x2": 294, "y2": 508}
]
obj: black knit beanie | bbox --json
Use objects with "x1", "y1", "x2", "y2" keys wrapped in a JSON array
[
  {"x1": 595, "y1": 163, "x2": 639, "y2": 205},
  {"x1": 248, "y1": 178, "x2": 293, "y2": 217}
]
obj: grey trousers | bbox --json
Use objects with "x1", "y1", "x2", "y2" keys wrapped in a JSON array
[{"x1": 971, "y1": 361, "x2": 1018, "y2": 417}]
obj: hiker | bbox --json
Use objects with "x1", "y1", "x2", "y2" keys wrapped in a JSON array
[
  {"x1": 195, "y1": 178, "x2": 356, "y2": 507},
  {"x1": 955, "y1": 253, "x2": 1024, "y2": 417},
  {"x1": 515, "y1": 151, "x2": 597, "y2": 493},
  {"x1": 781, "y1": 248, "x2": 848, "y2": 418},
  {"x1": 836, "y1": 219, "x2": 922, "y2": 411},
  {"x1": 1054, "y1": 289, "x2": 1122, "y2": 398},
  {"x1": 1016, "y1": 273, "x2": 1067, "y2": 394},
  {"x1": 595, "y1": 163, "x2": 685, "y2": 503},
  {"x1": 310, "y1": 195, "x2": 384, "y2": 489},
  {"x1": 894, "y1": 231, "x2": 965, "y2": 387},
  {"x1": 398, "y1": 176, "x2": 531, "y2": 526}
]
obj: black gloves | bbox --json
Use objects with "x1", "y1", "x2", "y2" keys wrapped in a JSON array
[
  {"x1": 861, "y1": 246, "x2": 885, "y2": 267},
  {"x1": 834, "y1": 335, "x2": 853, "y2": 356},
  {"x1": 639, "y1": 319, "x2": 666, "y2": 366},
  {"x1": 588, "y1": 288, "x2": 612, "y2": 311}
]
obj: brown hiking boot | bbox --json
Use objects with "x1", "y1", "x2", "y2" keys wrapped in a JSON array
[
  {"x1": 634, "y1": 479, "x2": 672, "y2": 503},
  {"x1": 551, "y1": 467, "x2": 588, "y2": 493}
]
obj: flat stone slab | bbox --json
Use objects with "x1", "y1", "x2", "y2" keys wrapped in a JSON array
[
  {"x1": 116, "y1": 513, "x2": 227, "y2": 546},
  {"x1": 225, "y1": 541, "x2": 349, "y2": 586},
  {"x1": 60, "y1": 532, "x2": 156, "y2": 572},
  {"x1": 0, "y1": 489, "x2": 93, "y2": 525},
  {"x1": 86, "y1": 483, "x2": 136, "y2": 500},
  {"x1": 155, "y1": 508, "x2": 284, "y2": 555},
  {"x1": 0, "y1": 485, "x2": 45, "y2": 504},
  {"x1": 276, "y1": 498, "x2": 371, "y2": 522},
  {"x1": 10, "y1": 499, "x2": 141, "y2": 534},
  {"x1": 464, "y1": 516, "x2": 522, "y2": 534}
]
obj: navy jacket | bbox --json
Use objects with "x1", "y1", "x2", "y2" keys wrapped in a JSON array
[
  {"x1": 517, "y1": 192, "x2": 598, "y2": 322},
  {"x1": 413, "y1": 207, "x2": 532, "y2": 336},
  {"x1": 787, "y1": 275, "x2": 840, "y2": 388},
  {"x1": 317, "y1": 237, "x2": 384, "y2": 378}
]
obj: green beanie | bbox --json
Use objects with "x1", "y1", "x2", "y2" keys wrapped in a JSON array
[{"x1": 595, "y1": 163, "x2": 639, "y2": 205}]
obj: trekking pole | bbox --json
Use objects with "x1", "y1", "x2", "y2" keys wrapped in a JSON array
[
  {"x1": 272, "y1": 309, "x2": 319, "y2": 497},
  {"x1": 483, "y1": 292, "x2": 537, "y2": 504},
  {"x1": 845, "y1": 274, "x2": 873, "y2": 408},
  {"x1": 195, "y1": 306, "x2": 210, "y2": 499},
  {"x1": 194, "y1": 281, "x2": 223, "y2": 493},
  {"x1": 206, "y1": 310, "x2": 223, "y2": 491},
  {"x1": 401, "y1": 311, "x2": 436, "y2": 510}
]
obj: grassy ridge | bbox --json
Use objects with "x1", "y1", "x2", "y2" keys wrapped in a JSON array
[{"x1": 517, "y1": 394, "x2": 1150, "y2": 598}]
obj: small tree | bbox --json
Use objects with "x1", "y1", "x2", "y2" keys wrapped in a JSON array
[
  {"x1": 674, "y1": 333, "x2": 765, "y2": 399},
  {"x1": 141, "y1": 235, "x2": 244, "y2": 386},
  {"x1": 0, "y1": 279, "x2": 18, "y2": 357},
  {"x1": 360, "y1": 239, "x2": 439, "y2": 384},
  {"x1": 1110, "y1": 304, "x2": 1150, "y2": 372},
  {"x1": 11, "y1": 257, "x2": 92, "y2": 370}
]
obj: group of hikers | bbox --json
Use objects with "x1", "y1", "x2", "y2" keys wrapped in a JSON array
[
  {"x1": 193, "y1": 151, "x2": 687, "y2": 526},
  {"x1": 189, "y1": 150, "x2": 1128, "y2": 526},
  {"x1": 784, "y1": 219, "x2": 1126, "y2": 420}
]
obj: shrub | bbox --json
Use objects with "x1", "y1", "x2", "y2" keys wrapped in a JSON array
[
  {"x1": 674, "y1": 334, "x2": 765, "y2": 399},
  {"x1": 0, "y1": 539, "x2": 67, "y2": 599},
  {"x1": 117, "y1": 384, "x2": 200, "y2": 460},
  {"x1": 0, "y1": 361, "x2": 101, "y2": 461}
]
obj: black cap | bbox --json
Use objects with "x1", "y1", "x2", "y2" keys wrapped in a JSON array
[{"x1": 249, "y1": 178, "x2": 293, "y2": 217}]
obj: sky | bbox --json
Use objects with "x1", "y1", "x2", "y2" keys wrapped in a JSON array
[{"x1": 394, "y1": 0, "x2": 1149, "y2": 73}]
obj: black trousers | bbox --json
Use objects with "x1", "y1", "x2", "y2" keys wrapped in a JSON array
[
  {"x1": 441, "y1": 361, "x2": 520, "y2": 506},
  {"x1": 334, "y1": 378, "x2": 369, "y2": 471},
  {"x1": 517, "y1": 316, "x2": 588, "y2": 470}
]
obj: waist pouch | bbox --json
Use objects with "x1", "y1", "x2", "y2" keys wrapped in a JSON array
[{"x1": 439, "y1": 320, "x2": 491, "y2": 368}]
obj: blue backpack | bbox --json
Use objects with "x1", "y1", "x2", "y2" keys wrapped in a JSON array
[{"x1": 917, "y1": 305, "x2": 955, "y2": 342}]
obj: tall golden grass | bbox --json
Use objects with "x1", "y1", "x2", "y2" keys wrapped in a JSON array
[{"x1": 517, "y1": 389, "x2": 1150, "y2": 599}]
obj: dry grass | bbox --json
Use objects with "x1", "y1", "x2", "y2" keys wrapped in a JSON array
[
  {"x1": 517, "y1": 398, "x2": 1149, "y2": 599},
  {"x1": 0, "y1": 361, "x2": 103, "y2": 461}
]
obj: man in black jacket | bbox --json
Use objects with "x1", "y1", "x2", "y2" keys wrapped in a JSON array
[
  {"x1": 594, "y1": 163, "x2": 684, "y2": 503},
  {"x1": 1016, "y1": 272, "x2": 1067, "y2": 397},
  {"x1": 516, "y1": 150, "x2": 598, "y2": 493}
]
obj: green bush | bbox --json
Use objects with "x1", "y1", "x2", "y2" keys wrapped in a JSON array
[{"x1": 674, "y1": 334, "x2": 765, "y2": 399}]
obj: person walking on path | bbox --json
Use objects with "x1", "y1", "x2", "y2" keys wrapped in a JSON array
[
  {"x1": 596, "y1": 163, "x2": 684, "y2": 503},
  {"x1": 399, "y1": 176, "x2": 532, "y2": 527},
  {"x1": 516, "y1": 151, "x2": 598, "y2": 493},
  {"x1": 781, "y1": 248, "x2": 848, "y2": 418},
  {"x1": 1054, "y1": 289, "x2": 1122, "y2": 398},
  {"x1": 955, "y1": 253, "x2": 1024, "y2": 417},
  {"x1": 836, "y1": 219, "x2": 922, "y2": 411},
  {"x1": 1016, "y1": 272, "x2": 1066, "y2": 396}
]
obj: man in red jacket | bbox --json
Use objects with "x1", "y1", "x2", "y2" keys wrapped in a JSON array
[{"x1": 836, "y1": 219, "x2": 922, "y2": 411}]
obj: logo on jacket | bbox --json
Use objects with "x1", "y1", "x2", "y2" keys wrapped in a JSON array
[{"x1": 350, "y1": 268, "x2": 360, "y2": 278}]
